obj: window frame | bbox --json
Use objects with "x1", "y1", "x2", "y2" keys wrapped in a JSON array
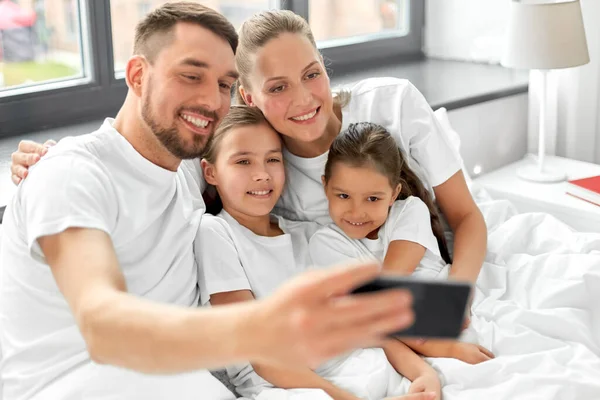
[{"x1": 0, "y1": 0, "x2": 423, "y2": 138}]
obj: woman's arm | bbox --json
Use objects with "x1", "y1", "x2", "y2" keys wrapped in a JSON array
[
  {"x1": 433, "y1": 171, "x2": 487, "y2": 284},
  {"x1": 382, "y1": 240, "x2": 426, "y2": 275},
  {"x1": 211, "y1": 291, "x2": 361, "y2": 400}
]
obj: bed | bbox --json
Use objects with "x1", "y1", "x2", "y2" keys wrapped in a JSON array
[{"x1": 426, "y1": 184, "x2": 600, "y2": 400}]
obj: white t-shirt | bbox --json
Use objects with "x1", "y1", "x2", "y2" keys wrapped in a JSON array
[
  {"x1": 275, "y1": 77, "x2": 462, "y2": 225},
  {"x1": 196, "y1": 210, "x2": 319, "y2": 305},
  {"x1": 309, "y1": 197, "x2": 448, "y2": 279},
  {"x1": 0, "y1": 119, "x2": 235, "y2": 400},
  {"x1": 195, "y1": 210, "x2": 319, "y2": 396}
]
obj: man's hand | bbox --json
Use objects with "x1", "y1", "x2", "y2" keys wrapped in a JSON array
[
  {"x1": 408, "y1": 372, "x2": 442, "y2": 400},
  {"x1": 246, "y1": 263, "x2": 415, "y2": 369},
  {"x1": 11, "y1": 139, "x2": 55, "y2": 185}
]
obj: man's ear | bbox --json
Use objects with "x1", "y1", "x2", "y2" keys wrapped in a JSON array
[
  {"x1": 201, "y1": 159, "x2": 218, "y2": 186},
  {"x1": 321, "y1": 175, "x2": 327, "y2": 188},
  {"x1": 125, "y1": 55, "x2": 147, "y2": 97},
  {"x1": 239, "y1": 85, "x2": 253, "y2": 106}
]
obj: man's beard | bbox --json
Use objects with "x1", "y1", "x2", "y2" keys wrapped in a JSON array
[{"x1": 141, "y1": 91, "x2": 212, "y2": 160}]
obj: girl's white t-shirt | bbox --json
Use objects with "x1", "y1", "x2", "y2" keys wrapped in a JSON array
[
  {"x1": 196, "y1": 210, "x2": 320, "y2": 305},
  {"x1": 309, "y1": 197, "x2": 448, "y2": 278},
  {"x1": 195, "y1": 210, "x2": 320, "y2": 394},
  {"x1": 274, "y1": 77, "x2": 462, "y2": 225}
]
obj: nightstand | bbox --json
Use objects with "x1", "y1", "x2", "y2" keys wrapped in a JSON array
[{"x1": 473, "y1": 155, "x2": 600, "y2": 233}]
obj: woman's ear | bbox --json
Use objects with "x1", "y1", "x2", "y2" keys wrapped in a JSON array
[
  {"x1": 201, "y1": 159, "x2": 218, "y2": 186},
  {"x1": 391, "y1": 183, "x2": 402, "y2": 204},
  {"x1": 239, "y1": 85, "x2": 253, "y2": 106}
]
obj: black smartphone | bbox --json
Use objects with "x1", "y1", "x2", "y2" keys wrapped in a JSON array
[{"x1": 352, "y1": 275, "x2": 472, "y2": 339}]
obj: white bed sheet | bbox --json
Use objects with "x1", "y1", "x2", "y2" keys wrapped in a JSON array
[{"x1": 429, "y1": 186, "x2": 600, "y2": 400}]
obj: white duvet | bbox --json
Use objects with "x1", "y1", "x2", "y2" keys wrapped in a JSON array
[
  {"x1": 250, "y1": 187, "x2": 600, "y2": 400},
  {"x1": 433, "y1": 187, "x2": 600, "y2": 400}
]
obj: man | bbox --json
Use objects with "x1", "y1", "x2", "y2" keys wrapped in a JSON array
[{"x1": 0, "y1": 3, "x2": 416, "y2": 399}]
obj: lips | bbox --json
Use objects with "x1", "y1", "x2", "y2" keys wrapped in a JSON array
[
  {"x1": 246, "y1": 189, "x2": 274, "y2": 199},
  {"x1": 289, "y1": 106, "x2": 320, "y2": 123},
  {"x1": 343, "y1": 219, "x2": 371, "y2": 227},
  {"x1": 179, "y1": 114, "x2": 212, "y2": 136}
]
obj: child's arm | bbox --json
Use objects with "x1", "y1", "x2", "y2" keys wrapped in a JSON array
[
  {"x1": 210, "y1": 291, "x2": 361, "y2": 400},
  {"x1": 382, "y1": 339, "x2": 441, "y2": 400},
  {"x1": 382, "y1": 339, "x2": 438, "y2": 382},
  {"x1": 382, "y1": 240, "x2": 426, "y2": 275},
  {"x1": 381, "y1": 198, "x2": 441, "y2": 275}
]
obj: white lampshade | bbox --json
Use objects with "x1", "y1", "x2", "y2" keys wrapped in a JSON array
[{"x1": 501, "y1": 0, "x2": 590, "y2": 70}]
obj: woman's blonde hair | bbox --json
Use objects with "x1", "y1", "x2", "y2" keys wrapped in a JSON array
[{"x1": 233, "y1": 9, "x2": 349, "y2": 108}]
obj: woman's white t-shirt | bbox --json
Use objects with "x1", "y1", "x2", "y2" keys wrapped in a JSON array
[
  {"x1": 309, "y1": 197, "x2": 448, "y2": 279},
  {"x1": 274, "y1": 77, "x2": 462, "y2": 225}
]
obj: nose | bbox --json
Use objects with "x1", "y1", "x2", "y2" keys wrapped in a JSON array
[
  {"x1": 252, "y1": 166, "x2": 271, "y2": 182},
  {"x1": 347, "y1": 200, "x2": 365, "y2": 219},
  {"x1": 295, "y1": 83, "x2": 312, "y2": 107},
  {"x1": 197, "y1": 80, "x2": 222, "y2": 112}
]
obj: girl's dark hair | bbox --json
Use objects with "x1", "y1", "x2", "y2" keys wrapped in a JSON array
[
  {"x1": 323, "y1": 122, "x2": 452, "y2": 264},
  {"x1": 202, "y1": 105, "x2": 274, "y2": 215}
]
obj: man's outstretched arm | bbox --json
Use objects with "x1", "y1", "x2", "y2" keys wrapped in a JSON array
[{"x1": 41, "y1": 228, "x2": 415, "y2": 374}]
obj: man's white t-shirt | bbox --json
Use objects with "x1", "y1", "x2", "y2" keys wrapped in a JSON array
[
  {"x1": 195, "y1": 210, "x2": 319, "y2": 397},
  {"x1": 0, "y1": 119, "x2": 235, "y2": 400},
  {"x1": 275, "y1": 77, "x2": 463, "y2": 225},
  {"x1": 309, "y1": 197, "x2": 448, "y2": 279}
]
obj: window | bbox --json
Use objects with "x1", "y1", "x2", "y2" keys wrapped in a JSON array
[
  {"x1": 110, "y1": 0, "x2": 279, "y2": 75},
  {"x1": 310, "y1": 0, "x2": 409, "y2": 44},
  {"x1": 0, "y1": 0, "x2": 87, "y2": 93},
  {"x1": 0, "y1": 0, "x2": 422, "y2": 138}
]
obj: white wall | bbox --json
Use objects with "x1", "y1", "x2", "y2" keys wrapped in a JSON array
[{"x1": 447, "y1": 94, "x2": 529, "y2": 177}]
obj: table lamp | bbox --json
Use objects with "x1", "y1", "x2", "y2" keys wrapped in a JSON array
[{"x1": 501, "y1": 0, "x2": 590, "y2": 183}]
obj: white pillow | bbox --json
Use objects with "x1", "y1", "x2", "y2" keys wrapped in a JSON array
[{"x1": 433, "y1": 107, "x2": 472, "y2": 184}]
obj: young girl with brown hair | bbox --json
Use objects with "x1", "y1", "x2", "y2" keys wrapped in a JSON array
[{"x1": 309, "y1": 122, "x2": 494, "y2": 365}]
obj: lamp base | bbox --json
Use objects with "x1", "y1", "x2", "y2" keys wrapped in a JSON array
[{"x1": 517, "y1": 164, "x2": 567, "y2": 183}]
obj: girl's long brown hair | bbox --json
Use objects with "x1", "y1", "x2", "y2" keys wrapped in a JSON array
[{"x1": 323, "y1": 122, "x2": 452, "y2": 264}]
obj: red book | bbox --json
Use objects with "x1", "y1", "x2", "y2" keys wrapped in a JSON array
[{"x1": 566, "y1": 175, "x2": 600, "y2": 207}]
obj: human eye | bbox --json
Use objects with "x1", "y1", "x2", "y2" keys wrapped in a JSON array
[
  {"x1": 336, "y1": 193, "x2": 349, "y2": 200},
  {"x1": 267, "y1": 157, "x2": 281, "y2": 163},
  {"x1": 219, "y1": 81, "x2": 232, "y2": 91},
  {"x1": 367, "y1": 196, "x2": 380, "y2": 202},
  {"x1": 306, "y1": 71, "x2": 321, "y2": 80},
  {"x1": 236, "y1": 159, "x2": 250, "y2": 165},
  {"x1": 182, "y1": 74, "x2": 200, "y2": 82},
  {"x1": 269, "y1": 84, "x2": 286, "y2": 93}
]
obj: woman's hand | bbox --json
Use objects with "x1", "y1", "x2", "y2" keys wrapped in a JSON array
[
  {"x1": 450, "y1": 342, "x2": 494, "y2": 364},
  {"x1": 10, "y1": 139, "x2": 56, "y2": 185},
  {"x1": 407, "y1": 372, "x2": 442, "y2": 400}
]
